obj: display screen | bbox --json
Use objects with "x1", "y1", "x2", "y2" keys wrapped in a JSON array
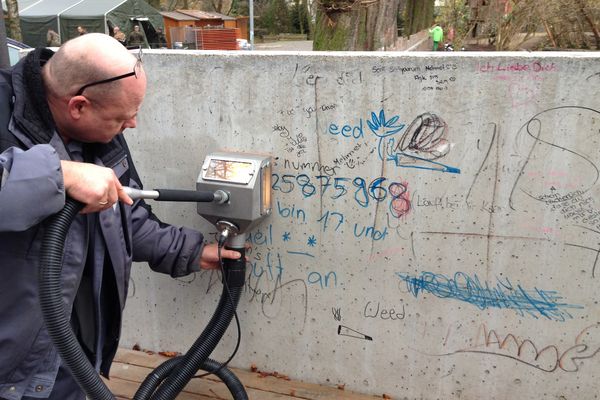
[{"x1": 204, "y1": 159, "x2": 254, "y2": 184}]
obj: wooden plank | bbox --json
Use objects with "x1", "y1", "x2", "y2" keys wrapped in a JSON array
[
  {"x1": 112, "y1": 349, "x2": 380, "y2": 399},
  {"x1": 108, "y1": 362, "x2": 292, "y2": 400},
  {"x1": 104, "y1": 377, "x2": 215, "y2": 400}
]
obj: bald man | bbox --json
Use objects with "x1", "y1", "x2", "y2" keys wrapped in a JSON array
[{"x1": 0, "y1": 33, "x2": 240, "y2": 400}]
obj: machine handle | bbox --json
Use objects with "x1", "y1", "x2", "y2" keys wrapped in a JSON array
[
  {"x1": 122, "y1": 187, "x2": 228, "y2": 203},
  {"x1": 155, "y1": 189, "x2": 216, "y2": 202}
]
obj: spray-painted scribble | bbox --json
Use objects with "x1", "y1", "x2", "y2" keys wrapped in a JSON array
[
  {"x1": 438, "y1": 323, "x2": 600, "y2": 373},
  {"x1": 396, "y1": 271, "x2": 583, "y2": 321},
  {"x1": 509, "y1": 106, "x2": 600, "y2": 210},
  {"x1": 386, "y1": 113, "x2": 460, "y2": 174}
]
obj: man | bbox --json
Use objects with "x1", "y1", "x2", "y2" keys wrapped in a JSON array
[
  {"x1": 0, "y1": 34, "x2": 241, "y2": 400},
  {"x1": 46, "y1": 29, "x2": 60, "y2": 47},
  {"x1": 113, "y1": 26, "x2": 127, "y2": 46},
  {"x1": 155, "y1": 27, "x2": 167, "y2": 49},
  {"x1": 429, "y1": 23, "x2": 444, "y2": 51},
  {"x1": 76, "y1": 25, "x2": 87, "y2": 36},
  {"x1": 127, "y1": 25, "x2": 145, "y2": 48}
]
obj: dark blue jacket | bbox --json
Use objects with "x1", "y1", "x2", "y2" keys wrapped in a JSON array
[{"x1": 0, "y1": 49, "x2": 204, "y2": 399}]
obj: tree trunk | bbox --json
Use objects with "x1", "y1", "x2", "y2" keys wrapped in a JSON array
[
  {"x1": 314, "y1": 0, "x2": 400, "y2": 51},
  {"x1": 5, "y1": 0, "x2": 22, "y2": 42},
  {"x1": 576, "y1": 0, "x2": 600, "y2": 49}
]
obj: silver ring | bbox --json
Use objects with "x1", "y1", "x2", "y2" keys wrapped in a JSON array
[{"x1": 99, "y1": 200, "x2": 108, "y2": 206}]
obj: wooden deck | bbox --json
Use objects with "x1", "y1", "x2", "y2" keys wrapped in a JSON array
[{"x1": 106, "y1": 349, "x2": 381, "y2": 399}]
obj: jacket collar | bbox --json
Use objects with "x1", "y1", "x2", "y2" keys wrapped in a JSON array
[{"x1": 11, "y1": 48, "x2": 56, "y2": 146}]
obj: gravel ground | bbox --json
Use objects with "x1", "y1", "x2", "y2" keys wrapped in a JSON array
[{"x1": 253, "y1": 40, "x2": 313, "y2": 51}]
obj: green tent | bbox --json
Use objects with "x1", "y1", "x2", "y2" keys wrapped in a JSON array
[{"x1": 18, "y1": 0, "x2": 163, "y2": 48}]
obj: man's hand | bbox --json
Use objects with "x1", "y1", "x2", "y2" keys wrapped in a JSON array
[
  {"x1": 199, "y1": 243, "x2": 243, "y2": 270},
  {"x1": 61, "y1": 160, "x2": 133, "y2": 213}
]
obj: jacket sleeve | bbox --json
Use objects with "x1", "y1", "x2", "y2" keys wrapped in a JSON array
[
  {"x1": 130, "y1": 199, "x2": 204, "y2": 278},
  {"x1": 117, "y1": 133, "x2": 204, "y2": 278},
  {"x1": 0, "y1": 144, "x2": 65, "y2": 231}
]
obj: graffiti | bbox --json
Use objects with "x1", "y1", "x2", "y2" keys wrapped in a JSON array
[
  {"x1": 272, "y1": 173, "x2": 411, "y2": 218},
  {"x1": 246, "y1": 270, "x2": 308, "y2": 327},
  {"x1": 396, "y1": 271, "x2": 583, "y2": 321},
  {"x1": 332, "y1": 307, "x2": 342, "y2": 321},
  {"x1": 440, "y1": 323, "x2": 600, "y2": 373},
  {"x1": 387, "y1": 113, "x2": 460, "y2": 173},
  {"x1": 363, "y1": 301, "x2": 405, "y2": 321},
  {"x1": 338, "y1": 325, "x2": 373, "y2": 341},
  {"x1": 509, "y1": 106, "x2": 600, "y2": 210},
  {"x1": 477, "y1": 61, "x2": 558, "y2": 73}
]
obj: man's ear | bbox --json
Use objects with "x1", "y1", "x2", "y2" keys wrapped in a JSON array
[{"x1": 67, "y1": 96, "x2": 91, "y2": 120}]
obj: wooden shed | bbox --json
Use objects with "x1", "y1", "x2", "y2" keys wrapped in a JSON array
[
  {"x1": 177, "y1": 9, "x2": 237, "y2": 29},
  {"x1": 161, "y1": 10, "x2": 248, "y2": 48},
  {"x1": 160, "y1": 10, "x2": 197, "y2": 47}
]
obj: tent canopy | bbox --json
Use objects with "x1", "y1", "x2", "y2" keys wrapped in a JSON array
[{"x1": 16, "y1": 0, "x2": 163, "y2": 47}]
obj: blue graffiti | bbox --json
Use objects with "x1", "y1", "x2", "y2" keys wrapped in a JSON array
[
  {"x1": 388, "y1": 152, "x2": 461, "y2": 174},
  {"x1": 366, "y1": 109, "x2": 406, "y2": 162},
  {"x1": 287, "y1": 251, "x2": 315, "y2": 258},
  {"x1": 396, "y1": 271, "x2": 583, "y2": 322},
  {"x1": 329, "y1": 109, "x2": 461, "y2": 174},
  {"x1": 353, "y1": 223, "x2": 388, "y2": 241},
  {"x1": 308, "y1": 270, "x2": 338, "y2": 288},
  {"x1": 307, "y1": 235, "x2": 317, "y2": 247},
  {"x1": 282, "y1": 232, "x2": 291, "y2": 241},
  {"x1": 247, "y1": 224, "x2": 273, "y2": 246}
]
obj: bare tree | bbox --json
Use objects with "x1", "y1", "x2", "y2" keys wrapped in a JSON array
[
  {"x1": 477, "y1": 0, "x2": 600, "y2": 50},
  {"x1": 207, "y1": 0, "x2": 235, "y2": 14},
  {"x1": 313, "y1": 0, "x2": 401, "y2": 50},
  {"x1": 5, "y1": 0, "x2": 22, "y2": 41},
  {"x1": 575, "y1": 0, "x2": 600, "y2": 48}
]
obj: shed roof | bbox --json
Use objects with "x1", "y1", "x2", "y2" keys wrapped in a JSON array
[
  {"x1": 176, "y1": 9, "x2": 235, "y2": 21},
  {"x1": 160, "y1": 10, "x2": 198, "y2": 21}
]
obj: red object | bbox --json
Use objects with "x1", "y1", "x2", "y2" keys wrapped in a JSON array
[{"x1": 195, "y1": 28, "x2": 239, "y2": 50}]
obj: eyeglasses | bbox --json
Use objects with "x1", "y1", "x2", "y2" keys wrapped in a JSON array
[{"x1": 75, "y1": 48, "x2": 143, "y2": 96}]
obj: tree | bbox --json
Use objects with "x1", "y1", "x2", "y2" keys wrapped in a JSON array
[
  {"x1": 403, "y1": 0, "x2": 434, "y2": 36},
  {"x1": 5, "y1": 0, "x2": 22, "y2": 41},
  {"x1": 259, "y1": 0, "x2": 292, "y2": 34},
  {"x1": 201, "y1": 0, "x2": 235, "y2": 13},
  {"x1": 438, "y1": 0, "x2": 473, "y2": 49},
  {"x1": 314, "y1": 0, "x2": 402, "y2": 50},
  {"x1": 485, "y1": 0, "x2": 600, "y2": 50}
]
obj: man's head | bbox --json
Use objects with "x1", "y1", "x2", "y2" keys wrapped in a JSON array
[
  {"x1": 113, "y1": 26, "x2": 120, "y2": 33},
  {"x1": 134, "y1": 25, "x2": 140, "y2": 32},
  {"x1": 43, "y1": 33, "x2": 147, "y2": 144}
]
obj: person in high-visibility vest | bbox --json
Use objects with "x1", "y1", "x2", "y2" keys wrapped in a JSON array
[{"x1": 429, "y1": 23, "x2": 444, "y2": 51}]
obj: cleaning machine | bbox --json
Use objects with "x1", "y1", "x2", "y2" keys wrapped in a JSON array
[{"x1": 39, "y1": 152, "x2": 272, "y2": 400}]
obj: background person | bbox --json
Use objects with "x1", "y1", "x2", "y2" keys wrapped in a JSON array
[
  {"x1": 46, "y1": 28, "x2": 60, "y2": 47},
  {"x1": 113, "y1": 26, "x2": 127, "y2": 46},
  {"x1": 127, "y1": 25, "x2": 145, "y2": 48},
  {"x1": 0, "y1": 33, "x2": 241, "y2": 400},
  {"x1": 429, "y1": 23, "x2": 444, "y2": 51}
]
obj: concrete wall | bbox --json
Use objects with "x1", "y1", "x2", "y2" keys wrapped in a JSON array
[{"x1": 121, "y1": 50, "x2": 600, "y2": 399}]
